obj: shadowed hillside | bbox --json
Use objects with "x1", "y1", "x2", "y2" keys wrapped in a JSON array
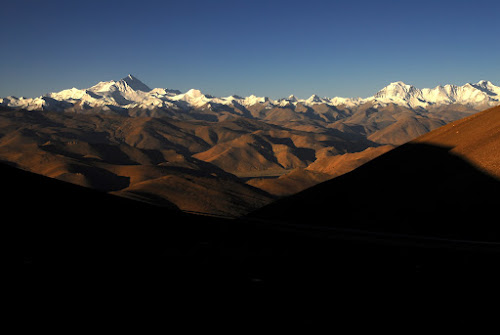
[
  {"x1": 248, "y1": 145, "x2": 394, "y2": 196},
  {"x1": 15, "y1": 150, "x2": 500, "y2": 327},
  {"x1": 16, "y1": 105, "x2": 500, "y2": 296},
  {"x1": 247, "y1": 106, "x2": 500, "y2": 241},
  {"x1": 248, "y1": 142, "x2": 500, "y2": 241},
  {"x1": 18, "y1": 152, "x2": 500, "y2": 279}
]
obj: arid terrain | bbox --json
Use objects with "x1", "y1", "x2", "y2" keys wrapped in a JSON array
[
  {"x1": 4, "y1": 77, "x2": 497, "y2": 216},
  {"x1": 0, "y1": 105, "x2": 471, "y2": 216}
]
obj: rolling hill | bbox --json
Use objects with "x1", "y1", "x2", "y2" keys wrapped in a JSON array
[{"x1": 0, "y1": 110, "x2": 274, "y2": 216}]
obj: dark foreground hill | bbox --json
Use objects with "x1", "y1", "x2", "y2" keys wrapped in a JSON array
[
  {"x1": 248, "y1": 106, "x2": 500, "y2": 242},
  {"x1": 15, "y1": 151, "x2": 500, "y2": 326},
  {"x1": 17, "y1": 135, "x2": 500, "y2": 278}
]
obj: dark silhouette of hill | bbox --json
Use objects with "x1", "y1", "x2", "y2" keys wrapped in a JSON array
[
  {"x1": 18, "y1": 151, "x2": 500, "y2": 279},
  {"x1": 248, "y1": 105, "x2": 500, "y2": 241},
  {"x1": 15, "y1": 155, "x2": 500, "y2": 327},
  {"x1": 248, "y1": 105, "x2": 500, "y2": 240},
  {"x1": 15, "y1": 105, "x2": 500, "y2": 297},
  {"x1": 249, "y1": 145, "x2": 395, "y2": 196},
  {"x1": 248, "y1": 142, "x2": 500, "y2": 241},
  {"x1": 16, "y1": 107, "x2": 500, "y2": 321}
]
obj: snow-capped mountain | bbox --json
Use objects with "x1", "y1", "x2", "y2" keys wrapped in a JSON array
[
  {"x1": 1, "y1": 75, "x2": 499, "y2": 114},
  {"x1": 370, "y1": 80, "x2": 500, "y2": 108}
]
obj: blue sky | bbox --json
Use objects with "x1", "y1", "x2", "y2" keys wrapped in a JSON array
[{"x1": 1, "y1": 0, "x2": 499, "y2": 99}]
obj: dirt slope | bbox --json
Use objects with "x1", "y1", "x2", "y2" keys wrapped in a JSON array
[{"x1": 414, "y1": 105, "x2": 500, "y2": 179}]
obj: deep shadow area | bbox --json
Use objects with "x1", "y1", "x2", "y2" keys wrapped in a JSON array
[
  {"x1": 17, "y1": 139, "x2": 500, "y2": 276},
  {"x1": 14, "y1": 151, "x2": 500, "y2": 324},
  {"x1": 248, "y1": 143, "x2": 500, "y2": 241}
]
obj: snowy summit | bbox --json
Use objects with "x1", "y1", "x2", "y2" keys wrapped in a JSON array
[{"x1": 1, "y1": 75, "x2": 499, "y2": 113}]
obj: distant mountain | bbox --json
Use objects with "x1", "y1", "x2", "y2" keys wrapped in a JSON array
[
  {"x1": 372, "y1": 80, "x2": 500, "y2": 109},
  {"x1": 2, "y1": 75, "x2": 499, "y2": 117},
  {"x1": 2, "y1": 75, "x2": 497, "y2": 149}
]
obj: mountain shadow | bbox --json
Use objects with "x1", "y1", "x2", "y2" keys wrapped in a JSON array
[
  {"x1": 247, "y1": 142, "x2": 500, "y2": 242},
  {"x1": 15, "y1": 154, "x2": 500, "y2": 307}
]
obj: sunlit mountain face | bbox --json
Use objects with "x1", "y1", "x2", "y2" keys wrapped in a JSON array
[{"x1": 2, "y1": 75, "x2": 499, "y2": 116}]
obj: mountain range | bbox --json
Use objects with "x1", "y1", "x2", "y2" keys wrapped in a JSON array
[
  {"x1": 2, "y1": 75, "x2": 500, "y2": 216},
  {"x1": 2, "y1": 75, "x2": 499, "y2": 117}
]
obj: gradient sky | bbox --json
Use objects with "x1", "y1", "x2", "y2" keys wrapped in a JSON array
[{"x1": 1, "y1": 0, "x2": 500, "y2": 99}]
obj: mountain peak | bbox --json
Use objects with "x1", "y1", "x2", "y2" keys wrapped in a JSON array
[
  {"x1": 477, "y1": 79, "x2": 491, "y2": 84},
  {"x1": 2, "y1": 77, "x2": 499, "y2": 113},
  {"x1": 119, "y1": 74, "x2": 151, "y2": 92},
  {"x1": 388, "y1": 81, "x2": 409, "y2": 86},
  {"x1": 374, "y1": 81, "x2": 419, "y2": 100},
  {"x1": 185, "y1": 89, "x2": 204, "y2": 98},
  {"x1": 381, "y1": 81, "x2": 416, "y2": 91},
  {"x1": 307, "y1": 94, "x2": 322, "y2": 102},
  {"x1": 475, "y1": 80, "x2": 494, "y2": 87},
  {"x1": 89, "y1": 80, "x2": 117, "y2": 93}
]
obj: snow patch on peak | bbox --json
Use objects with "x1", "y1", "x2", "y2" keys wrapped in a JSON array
[
  {"x1": 276, "y1": 95, "x2": 298, "y2": 107},
  {"x1": 376, "y1": 81, "x2": 416, "y2": 95},
  {"x1": 329, "y1": 96, "x2": 363, "y2": 107},
  {"x1": 388, "y1": 81, "x2": 409, "y2": 87},
  {"x1": 372, "y1": 81, "x2": 424, "y2": 107},
  {"x1": 370, "y1": 80, "x2": 500, "y2": 108},
  {"x1": 305, "y1": 94, "x2": 324, "y2": 105},
  {"x1": 473, "y1": 80, "x2": 498, "y2": 94},
  {"x1": 171, "y1": 88, "x2": 212, "y2": 107},
  {"x1": 46, "y1": 87, "x2": 87, "y2": 101},
  {"x1": 476, "y1": 80, "x2": 492, "y2": 86},
  {"x1": 184, "y1": 89, "x2": 204, "y2": 98},
  {"x1": 242, "y1": 95, "x2": 269, "y2": 106},
  {"x1": 89, "y1": 80, "x2": 117, "y2": 93}
]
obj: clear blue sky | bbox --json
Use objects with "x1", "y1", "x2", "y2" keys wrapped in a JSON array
[{"x1": 1, "y1": 0, "x2": 499, "y2": 99}]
